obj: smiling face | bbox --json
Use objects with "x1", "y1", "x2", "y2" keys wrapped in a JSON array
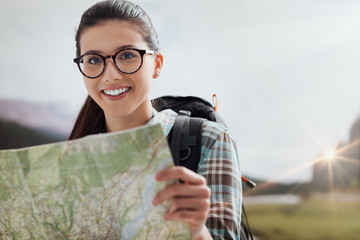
[{"x1": 78, "y1": 20, "x2": 163, "y2": 131}]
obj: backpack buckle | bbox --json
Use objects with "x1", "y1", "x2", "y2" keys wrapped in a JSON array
[
  {"x1": 180, "y1": 147, "x2": 192, "y2": 161},
  {"x1": 179, "y1": 110, "x2": 191, "y2": 117}
]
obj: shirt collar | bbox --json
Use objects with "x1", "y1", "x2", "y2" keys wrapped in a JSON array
[{"x1": 146, "y1": 108, "x2": 177, "y2": 137}]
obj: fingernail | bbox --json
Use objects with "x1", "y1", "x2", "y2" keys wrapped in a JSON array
[{"x1": 155, "y1": 173, "x2": 162, "y2": 181}]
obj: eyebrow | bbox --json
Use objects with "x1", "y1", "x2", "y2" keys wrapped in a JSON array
[{"x1": 82, "y1": 44, "x2": 137, "y2": 55}]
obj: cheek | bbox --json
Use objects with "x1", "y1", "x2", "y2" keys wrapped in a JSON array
[
  {"x1": 142, "y1": 67, "x2": 155, "y2": 83},
  {"x1": 83, "y1": 78, "x2": 97, "y2": 94},
  {"x1": 140, "y1": 69, "x2": 153, "y2": 87},
  {"x1": 143, "y1": 57, "x2": 156, "y2": 75},
  {"x1": 136, "y1": 61, "x2": 155, "y2": 86}
]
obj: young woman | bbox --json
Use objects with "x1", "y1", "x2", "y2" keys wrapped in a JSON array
[{"x1": 69, "y1": 1, "x2": 242, "y2": 239}]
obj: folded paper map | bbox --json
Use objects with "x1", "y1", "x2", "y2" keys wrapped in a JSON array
[{"x1": 0, "y1": 124, "x2": 190, "y2": 239}]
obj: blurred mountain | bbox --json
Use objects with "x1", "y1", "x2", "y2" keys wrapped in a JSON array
[
  {"x1": 0, "y1": 119, "x2": 66, "y2": 150},
  {"x1": 312, "y1": 116, "x2": 360, "y2": 191},
  {"x1": 0, "y1": 99, "x2": 76, "y2": 136},
  {"x1": 242, "y1": 175, "x2": 312, "y2": 197},
  {"x1": 244, "y1": 115, "x2": 360, "y2": 196}
]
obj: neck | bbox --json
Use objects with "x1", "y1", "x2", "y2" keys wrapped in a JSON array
[{"x1": 104, "y1": 100, "x2": 153, "y2": 132}]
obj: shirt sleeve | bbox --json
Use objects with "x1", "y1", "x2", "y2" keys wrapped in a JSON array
[{"x1": 197, "y1": 121, "x2": 242, "y2": 240}]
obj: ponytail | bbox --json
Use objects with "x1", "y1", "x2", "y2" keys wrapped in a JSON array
[{"x1": 68, "y1": 96, "x2": 105, "y2": 140}]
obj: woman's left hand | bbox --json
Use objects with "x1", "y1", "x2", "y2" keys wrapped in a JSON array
[{"x1": 152, "y1": 166, "x2": 212, "y2": 240}]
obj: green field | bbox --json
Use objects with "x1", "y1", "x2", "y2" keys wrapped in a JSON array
[{"x1": 246, "y1": 195, "x2": 360, "y2": 240}]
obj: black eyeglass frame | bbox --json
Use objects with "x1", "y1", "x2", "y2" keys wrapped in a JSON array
[{"x1": 73, "y1": 48, "x2": 156, "y2": 79}]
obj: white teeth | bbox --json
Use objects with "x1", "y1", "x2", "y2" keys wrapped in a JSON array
[{"x1": 104, "y1": 87, "x2": 130, "y2": 96}]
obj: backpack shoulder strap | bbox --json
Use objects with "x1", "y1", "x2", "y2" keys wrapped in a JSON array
[
  {"x1": 168, "y1": 113, "x2": 204, "y2": 172},
  {"x1": 169, "y1": 114, "x2": 187, "y2": 166},
  {"x1": 181, "y1": 117, "x2": 203, "y2": 172}
]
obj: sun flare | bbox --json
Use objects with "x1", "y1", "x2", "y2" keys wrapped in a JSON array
[{"x1": 323, "y1": 149, "x2": 336, "y2": 162}]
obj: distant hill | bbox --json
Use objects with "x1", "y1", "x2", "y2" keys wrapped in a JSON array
[
  {"x1": 0, "y1": 99, "x2": 76, "y2": 149},
  {"x1": 243, "y1": 114, "x2": 359, "y2": 196},
  {"x1": 242, "y1": 175, "x2": 311, "y2": 197},
  {"x1": 312, "y1": 116, "x2": 360, "y2": 191},
  {"x1": 245, "y1": 116, "x2": 360, "y2": 195},
  {"x1": 0, "y1": 99, "x2": 76, "y2": 136},
  {"x1": 0, "y1": 119, "x2": 66, "y2": 150}
]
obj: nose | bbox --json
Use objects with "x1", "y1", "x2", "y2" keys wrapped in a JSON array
[{"x1": 101, "y1": 57, "x2": 123, "y2": 82}]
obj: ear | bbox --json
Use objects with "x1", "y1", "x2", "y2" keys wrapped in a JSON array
[{"x1": 153, "y1": 52, "x2": 164, "y2": 79}]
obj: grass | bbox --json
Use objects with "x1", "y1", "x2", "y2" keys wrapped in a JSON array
[{"x1": 245, "y1": 195, "x2": 360, "y2": 240}]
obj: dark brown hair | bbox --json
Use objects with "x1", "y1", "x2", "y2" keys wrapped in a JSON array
[{"x1": 69, "y1": 0, "x2": 160, "y2": 140}]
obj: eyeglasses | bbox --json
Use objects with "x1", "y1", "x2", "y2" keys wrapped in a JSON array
[{"x1": 73, "y1": 48, "x2": 156, "y2": 78}]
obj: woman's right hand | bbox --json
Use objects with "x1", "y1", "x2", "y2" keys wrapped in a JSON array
[{"x1": 152, "y1": 166, "x2": 213, "y2": 240}]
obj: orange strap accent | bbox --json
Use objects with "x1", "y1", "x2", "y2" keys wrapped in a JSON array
[{"x1": 212, "y1": 94, "x2": 218, "y2": 112}]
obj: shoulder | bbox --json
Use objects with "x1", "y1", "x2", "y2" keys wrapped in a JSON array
[
  {"x1": 199, "y1": 119, "x2": 239, "y2": 166},
  {"x1": 201, "y1": 119, "x2": 229, "y2": 139},
  {"x1": 201, "y1": 119, "x2": 236, "y2": 148}
]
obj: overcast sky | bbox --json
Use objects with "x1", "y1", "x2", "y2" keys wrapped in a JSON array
[{"x1": 1, "y1": 0, "x2": 359, "y2": 183}]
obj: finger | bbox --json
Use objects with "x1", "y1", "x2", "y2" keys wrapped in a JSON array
[
  {"x1": 166, "y1": 197, "x2": 210, "y2": 215},
  {"x1": 156, "y1": 166, "x2": 206, "y2": 185},
  {"x1": 152, "y1": 183, "x2": 211, "y2": 206},
  {"x1": 165, "y1": 209, "x2": 208, "y2": 225}
]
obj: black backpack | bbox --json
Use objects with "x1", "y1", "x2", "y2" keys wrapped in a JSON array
[{"x1": 152, "y1": 95, "x2": 255, "y2": 240}]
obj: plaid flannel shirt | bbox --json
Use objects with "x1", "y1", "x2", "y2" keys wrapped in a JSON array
[{"x1": 147, "y1": 109, "x2": 242, "y2": 240}]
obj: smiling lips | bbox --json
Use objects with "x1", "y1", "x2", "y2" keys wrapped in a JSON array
[{"x1": 103, "y1": 87, "x2": 131, "y2": 96}]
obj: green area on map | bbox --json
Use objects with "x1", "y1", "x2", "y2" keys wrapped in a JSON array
[{"x1": 0, "y1": 124, "x2": 190, "y2": 239}]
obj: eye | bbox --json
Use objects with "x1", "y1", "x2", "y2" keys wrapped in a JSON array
[
  {"x1": 119, "y1": 51, "x2": 135, "y2": 60},
  {"x1": 117, "y1": 50, "x2": 140, "y2": 62},
  {"x1": 83, "y1": 55, "x2": 103, "y2": 65},
  {"x1": 88, "y1": 56, "x2": 102, "y2": 64}
]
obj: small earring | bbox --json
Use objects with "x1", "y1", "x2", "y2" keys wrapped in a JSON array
[{"x1": 154, "y1": 72, "x2": 160, "y2": 77}]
